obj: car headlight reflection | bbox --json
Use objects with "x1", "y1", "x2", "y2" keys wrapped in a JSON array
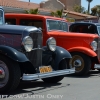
[
  {"x1": 22, "y1": 36, "x2": 33, "y2": 52},
  {"x1": 46, "y1": 37, "x2": 56, "y2": 51},
  {"x1": 91, "y1": 41, "x2": 97, "y2": 51}
]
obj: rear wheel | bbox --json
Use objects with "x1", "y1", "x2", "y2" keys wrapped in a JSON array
[
  {"x1": 69, "y1": 52, "x2": 91, "y2": 76},
  {"x1": 0, "y1": 55, "x2": 21, "y2": 93},
  {"x1": 42, "y1": 60, "x2": 67, "y2": 83}
]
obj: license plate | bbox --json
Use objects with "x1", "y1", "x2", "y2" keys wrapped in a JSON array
[{"x1": 39, "y1": 66, "x2": 52, "y2": 73}]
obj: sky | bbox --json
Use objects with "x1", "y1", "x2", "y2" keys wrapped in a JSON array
[{"x1": 21, "y1": 0, "x2": 100, "y2": 10}]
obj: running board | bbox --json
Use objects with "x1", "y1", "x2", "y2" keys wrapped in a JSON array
[
  {"x1": 22, "y1": 68, "x2": 75, "y2": 81},
  {"x1": 94, "y1": 64, "x2": 100, "y2": 69}
]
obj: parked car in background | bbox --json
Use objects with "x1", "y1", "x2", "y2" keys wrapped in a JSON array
[
  {"x1": 0, "y1": 8, "x2": 75, "y2": 93},
  {"x1": 5, "y1": 13, "x2": 99, "y2": 76},
  {"x1": 69, "y1": 22, "x2": 99, "y2": 35}
]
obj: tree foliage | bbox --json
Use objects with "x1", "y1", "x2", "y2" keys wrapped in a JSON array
[
  {"x1": 73, "y1": 5, "x2": 86, "y2": 13},
  {"x1": 25, "y1": 8, "x2": 39, "y2": 14},
  {"x1": 51, "y1": 9, "x2": 63, "y2": 18},
  {"x1": 91, "y1": 5, "x2": 100, "y2": 16}
]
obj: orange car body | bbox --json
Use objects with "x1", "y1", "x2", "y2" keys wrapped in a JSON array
[{"x1": 5, "y1": 13, "x2": 99, "y2": 70}]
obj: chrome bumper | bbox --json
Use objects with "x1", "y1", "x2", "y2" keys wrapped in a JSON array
[
  {"x1": 22, "y1": 68, "x2": 75, "y2": 81},
  {"x1": 94, "y1": 64, "x2": 100, "y2": 69}
]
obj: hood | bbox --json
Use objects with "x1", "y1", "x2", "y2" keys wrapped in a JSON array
[{"x1": 48, "y1": 30, "x2": 99, "y2": 39}]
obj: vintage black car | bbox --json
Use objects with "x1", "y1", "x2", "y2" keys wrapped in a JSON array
[
  {"x1": 69, "y1": 22, "x2": 99, "y2": 34},
  {"x1": 0, "y1": 7, "x2": 75, "y2": 93},
  {"x1": 69, "y1": 22, "x2": 100, "y2": 71}
]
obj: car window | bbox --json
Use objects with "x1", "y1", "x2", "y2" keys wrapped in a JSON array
[
  {"x1": 20, "y1": 19, "x2": 43, "y2": 29},
  {"x1": 5, "y1": 19, "x2": 16, "y2": 25},
  {"x1": 46, "y1": 19, "x2": 68, "y2": 32}
]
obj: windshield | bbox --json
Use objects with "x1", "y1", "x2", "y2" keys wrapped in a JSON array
[
  {"x1": 97, "y1": 26, "x2": 100, "y2": 35},
  {"x1": 46, "y1": 19, "x2": 68, "y2": 32},
  {"x1": 0, "y1": 10, "x2": 3, "y2": 25}
]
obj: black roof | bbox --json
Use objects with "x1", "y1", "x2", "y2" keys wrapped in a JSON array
[{"x1": 71, "y1": 22, "x2": 100, "y2": 26}]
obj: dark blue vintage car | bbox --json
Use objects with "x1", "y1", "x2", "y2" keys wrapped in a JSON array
[{"x1": 0, "y1": 7, "x2": 75, "y2": 93}]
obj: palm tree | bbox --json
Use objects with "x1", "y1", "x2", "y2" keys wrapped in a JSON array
[
  {"x1": 25, "y1": 8, "x2": 39, "y2": 14},
  {"x1": 86, "y1": 0, "x2": 93, "y2": 14},
  {"x1": 56, "y1": 9, "x2": 63, "y2": 18},
  {"x1": 51, "y1": 9, "x2": 63, "y2": 18}
]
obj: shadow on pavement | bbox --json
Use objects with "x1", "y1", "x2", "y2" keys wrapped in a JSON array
[
  {"x1": 0, "y1": 80, "x2": 70, "y2": 97},
  {"x1": 66, "y1": 70, "x2": 100, "y2": 78}
]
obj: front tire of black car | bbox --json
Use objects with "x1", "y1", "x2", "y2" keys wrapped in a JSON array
[
  {"x1": 0, "y1": 55, "x2": 21, "y2": 93},
  {"x1": 69, "y1": 52, "x2": 91, "y2": 76},
  {"x1": 42, "y1": 60, "x2": 67, "y2": 83}
]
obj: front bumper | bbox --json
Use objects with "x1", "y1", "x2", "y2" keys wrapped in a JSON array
[
  {"x1": 22, "y1": 68, "x2": 75, "y2": 81},
  {"x1": 94, "y1": 64, "x2": 100, "y2": 69}
]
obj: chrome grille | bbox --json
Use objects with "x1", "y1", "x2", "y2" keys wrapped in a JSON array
[{"x1": 26, "y1": 31, "x2": 42, "y2": 68}]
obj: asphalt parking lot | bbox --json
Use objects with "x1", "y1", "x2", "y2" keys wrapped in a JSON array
[{"x1": 1, "y1": 70, "x2": 100, "y2": 100}]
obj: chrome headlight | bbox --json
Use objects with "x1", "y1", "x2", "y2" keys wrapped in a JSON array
[
  {"x1": 91, "y1": 41, "x2": 97, "y2": 51},
  {"x1": 46, "y1": 37, "x2": 56, "y2": 51},
  {"x1": 22, "y1": 36, "x2": 33, "y2": 52}
]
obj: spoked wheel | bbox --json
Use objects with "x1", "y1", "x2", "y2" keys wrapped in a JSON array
[
  {"x1": 42, "y1": 59, "x2": 67, "y2": 83},
  {"x1": 0, "y1": 55, "x2": 21, "y2": 93},
  {"x1": 69, "y1": 53, "x2": 91, "y2": 76}
]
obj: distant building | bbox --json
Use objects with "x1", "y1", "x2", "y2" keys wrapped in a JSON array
[
  {"x1": 59, "y1": 0, "x2": 81, "y2": 11},
  {"x1": 40, "y1": 0, "x2": 81, "y2": 11},
  {"x1": 40, "y1": 0, "x2": 65, "y2": 11}
]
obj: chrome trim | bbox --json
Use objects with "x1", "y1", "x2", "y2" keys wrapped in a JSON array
[
  {"x1": 94, "y1": 64, "x2": 100, "y2": 69},
  {"x1": 32, "y1": 48, "x2": 45, "y2": 51},
  {"x1": 22, "y1": 68, "x2": 75, "y2": 81}
]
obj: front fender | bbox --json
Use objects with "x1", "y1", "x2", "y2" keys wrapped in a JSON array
[
  {"x1": 0, "y1": 45, "x2": 29, "y2": 62},
  {"x1": 42, "y1": 46, "x2": 71, "y2": 69},
  {"x1": 68, "y1": 47, "x2": 97, "y2": 57}
]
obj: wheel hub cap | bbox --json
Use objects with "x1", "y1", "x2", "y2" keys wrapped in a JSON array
[
  {"x1": 0, "y1": 67, "x2": 5, "y2": 79},
  {"x1": 74, "y1": 60, "x2": 82, "y2": 68}
]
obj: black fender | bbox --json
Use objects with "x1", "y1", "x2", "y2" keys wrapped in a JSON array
[
  {"x1": 42, "y1": 46, "x2": 72, "y2": 69},
  {"x1": 0, "y1": 45, "x2": 29, "y2": 62}
]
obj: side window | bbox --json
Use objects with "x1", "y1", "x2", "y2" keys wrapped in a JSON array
[
  {"x1": 20, "y1": 19, "x2": 43, "y2": 29},
  {"x1": 5, "y1": 19, "x2": 16, "y2": 25}
]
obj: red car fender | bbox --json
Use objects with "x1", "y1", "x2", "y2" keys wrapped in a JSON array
[{"x1": 67, "y1": 47, "x2": 97, "y2": 57}]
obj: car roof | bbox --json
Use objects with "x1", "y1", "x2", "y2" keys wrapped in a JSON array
[
  {"x1": 71, "y1": 22, "x2": 100, "y2": 26},
  {"x1": 5, "y1": 13, "x2": 67, "y2": 22}
]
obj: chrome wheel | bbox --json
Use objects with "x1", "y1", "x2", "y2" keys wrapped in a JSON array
[
  {"x1": 0, "y1": 60, "x2": 9, "y2": 88},
  {"x1": 70, "y1": 55, "x2": 84, "y2": 72}
]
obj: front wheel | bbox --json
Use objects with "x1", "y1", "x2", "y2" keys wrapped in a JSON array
[
  {"x1": 69, "y1": 52, "x2": 91, "y2": 76},
  {"x1": 42, "y1": 60, "x2": 67, "y2": 83},
  {"x1": 0, "y1": 55, "x2": 21, "y2": 93}
]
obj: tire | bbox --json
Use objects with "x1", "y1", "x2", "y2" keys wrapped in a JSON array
[
  {"x1": 69, "y1": 52, "x2": 91, "y2": 76},
  {"x1": 42, "y1": 60, "x2": 67, "y2": 83},
  {"x1": 0, "y1": 55, "x2": 21, "y2": 93}
]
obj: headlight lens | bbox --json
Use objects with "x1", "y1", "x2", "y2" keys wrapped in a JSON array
[
  {"x1": 22, "y1": 36, "x2": 33, "y2": 52},
  {"x1": 46, "y1": 37, "x2": 56, "y2": 51},
  {"x1": 91, "y1": 41, "x2": 97, "y2": 51}
]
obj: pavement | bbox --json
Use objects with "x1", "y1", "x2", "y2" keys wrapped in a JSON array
[{"x1": 0, "y1": 70, "x2": 100, "y2": 100}]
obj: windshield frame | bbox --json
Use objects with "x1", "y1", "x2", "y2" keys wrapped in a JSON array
[
  {"x1": 97, "y1": 26, "x2": 100, "y2": 35},
  {"x1": 46, "y1": 19, "x2": 68, "y2": 32},
  {"x1": 0, "y1": 8, "x2": 4, "y2": 25}
]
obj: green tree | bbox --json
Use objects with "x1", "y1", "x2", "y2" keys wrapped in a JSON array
[
  {"x1": 56, "y1": 9, "x2": 63, "y2": 18},
  {"x1": 51, "y1": 11, "x2": 56, "y2": 17},
  {"x1": 86, "y1": 0, "x2": 93, "y2": 14},
  {"x1": 91, "y1": 6, "x2": 97, "y2": 16},
  {"x1": 51, "y1": 9, "x2": 63, "y2": 18},
  {"x1": 91, "y1": 5, "x2": 100, "y2": 16},
  {"x1": 73, "y1": 4, "x2": 86, "y2": 13},
  {"x1": 25, "y1": 8, "x2": 39, "y2": 14}
]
